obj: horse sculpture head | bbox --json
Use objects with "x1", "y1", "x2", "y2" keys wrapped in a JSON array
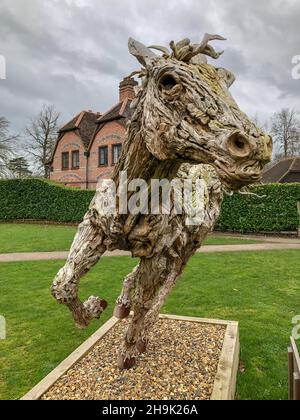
[{"x1": 128, "y1": 35, "x2": 272, "y2": 190}]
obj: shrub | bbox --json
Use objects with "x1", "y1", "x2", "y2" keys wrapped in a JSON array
[
  {"x1": 216, "y1": 183, "x2": 300, "y2": 233},
  {"x1": 0, "y1": 179, "x2": 94, "y2": 223},
  {"x1": 0, "y1": 179, "x2": 299, "y2": 232}
]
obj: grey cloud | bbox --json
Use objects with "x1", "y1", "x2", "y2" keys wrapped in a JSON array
[{"x1": 0, "y1": 0, "x2": 299, "y2": 142}]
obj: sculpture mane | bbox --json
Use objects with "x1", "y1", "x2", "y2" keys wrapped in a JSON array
[{"x1": 51, "y1": 35, "x2": 272, "y2": 369}]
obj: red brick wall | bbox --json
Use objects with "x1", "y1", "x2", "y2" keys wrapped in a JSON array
[
  {"x1": 88, "y1": 120, "x2": 126, "y2": 189},
  {"x1": 50, "y1": 131, "x2": 87, "y2": 189}
]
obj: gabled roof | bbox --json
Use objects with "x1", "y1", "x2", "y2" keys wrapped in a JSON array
[
  {"x1": 96, "y1": 98, "x2": 133, "y2": 125},
  {"x1": 59, "y1": 114, "x2": 80, "y2": 133},
  {"x1": 262, "y1": 157, "x2": 300, "y2": 184},
  {"x1": 49, "y1": 111, "x2": 100, "y2": 164},
  {"x1": 87, "y1": 98, "x2": 134, "y2": 151},
  {"x1": 59, "y1": 111, "x2": 100, "y2": 149}
]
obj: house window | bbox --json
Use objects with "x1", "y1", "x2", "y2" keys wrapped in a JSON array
[
  {"x1": 112, "y1": 144, "x2": 122, "y2": 165},
  {"x1": 99, "y1": 146, "x2": 108, "y2": 166},
  {"x1": 72, "y1": 150, "x2": 80, "y2": 169},
  {"x1": 62, "y1": 152, "x2": 69, "y2": 170}
]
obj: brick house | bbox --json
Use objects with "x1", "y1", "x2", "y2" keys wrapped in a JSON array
[{"x1": 49, "y1": 77, "x2": 137, "y2": 189}]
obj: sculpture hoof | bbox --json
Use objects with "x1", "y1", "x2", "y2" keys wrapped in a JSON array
[
  {"x1": 113, "y1": 303, "x2": 131, "y2": 319},
  {"x1": 70, "y1": 296, "x2": 108, "y2": 329},
  {"x1": 100, "y1": 299, "x2": 108, "y2": 311},
  {"x1": 84, "y1": 296, "x2": 108, "y2": 320},
  {"x1": 118, "y1": 354, "x2": 136, "y2": 370},
  {"x1": 136, "y1": 339, "x2": 147, "y2": 354},
  {"x1": 74, "y1": 319, "x2": 90, "y2": 329}
]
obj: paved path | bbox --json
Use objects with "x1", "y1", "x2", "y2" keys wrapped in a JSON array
[
  {"x1": 213, "y1": 232, "x2": 300, "y2": 244},
  {"x1": 0, "y1": 241, "x2": 299, "y2": 262}
]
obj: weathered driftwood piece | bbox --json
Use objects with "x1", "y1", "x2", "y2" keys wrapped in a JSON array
[{"x1": 51, "y1": 35, "x2": 272, "y2": 369}]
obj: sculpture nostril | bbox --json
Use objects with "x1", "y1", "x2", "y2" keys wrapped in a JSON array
[{"x1": 227, "y1": 132, "x2": 251, "y2": 158}]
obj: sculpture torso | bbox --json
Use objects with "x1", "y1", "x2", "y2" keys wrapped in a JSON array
[{"x1": 90, "y1": 162, "x2": 223, "y2": 258}]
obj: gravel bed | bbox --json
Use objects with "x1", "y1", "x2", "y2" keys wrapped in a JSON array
[{"x1": 42, "y1": 318, "x2": 225, "y2": 400}]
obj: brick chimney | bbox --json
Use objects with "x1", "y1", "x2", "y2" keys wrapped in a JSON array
[{"x1": 119, "y1": 77, "x2": 138, "y2": 102}]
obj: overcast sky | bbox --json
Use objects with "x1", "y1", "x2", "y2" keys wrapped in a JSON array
[{"x1": 0, "y1": 0, "x2": 300, "y2": 139}]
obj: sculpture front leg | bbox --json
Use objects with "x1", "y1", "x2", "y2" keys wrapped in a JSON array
[{"x1": 51, "y1": 213, "x2": 107, "y2": 328}]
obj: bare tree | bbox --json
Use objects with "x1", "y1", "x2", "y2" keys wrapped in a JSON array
[
  {"x1": 0, "y1": 117, "x2": 18, "y2": 177},
  {"x1": 252, "y1": 113, "x2": 269, "y2": 132},
  {"x1": 271, "y1": 108, "x2": 300, "y2": 158},
  {"x1": 25, "y1": 105, "x2": 60, "y2": 178}
]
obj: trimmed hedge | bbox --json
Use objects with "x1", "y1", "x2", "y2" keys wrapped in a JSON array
[
  {"x1": 0, "y1": 179, "x2": 94, "y2": 223},
  {"x1": 216, "y1": 183, "x2": 300, "y2": 233},
  {"x1": 0, "y1": 179, "x2": 299, "y2": 232}
]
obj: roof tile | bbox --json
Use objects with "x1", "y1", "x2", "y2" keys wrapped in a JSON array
[
  {"x1": 97, "y1": 100, "x2": 133, "y2": 124},
  {"x1": 262, "y1": 157, "x2": 300, "y2": 183},
  {"x1": 59, "y1": 111, "x2": 98, "y2": 149}
]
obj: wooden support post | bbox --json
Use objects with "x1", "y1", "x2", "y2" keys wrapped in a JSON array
[
  {"x1": 288, "y1": 347, "x2": 294, "y2": 401},
  {"x1": 293, "y1": 372, "x2": 300, "y2": 401},
  {"x1": 289, "y1": 337, "x2": 300, "y2": 400}
]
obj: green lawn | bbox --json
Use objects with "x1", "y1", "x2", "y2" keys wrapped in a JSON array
[
  {"x1": 0, "y1": 224, "x2": 77, "y2": 253},
  {"x1": 0, "y1": 223, "x2": 260, "y2": 253},
  {"x1": 0, "y1": 250, "x2": 299, "y2": 400},
  {"x1": 204, "y1": 236, "x2": 260, "y2": 246}
]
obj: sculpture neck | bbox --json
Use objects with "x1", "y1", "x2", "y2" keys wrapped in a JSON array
[{"x1": 113, "y1": 120, "x2": 180, "y2": 186}]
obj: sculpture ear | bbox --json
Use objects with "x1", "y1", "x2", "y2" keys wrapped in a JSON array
[
  {"x1": 128, "y1": 38, "x2": 157, "y2": 67},
  {"x1": 217, "y1": 68, "x2": 236, "y2": 88}
]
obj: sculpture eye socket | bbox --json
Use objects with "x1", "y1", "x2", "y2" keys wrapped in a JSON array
[
  {"x1": 159, "y1": 74, "x2": 178, "y2": 91},
  {"x1": 227, "y1": 132, "x2": 251, "y2": 158}
]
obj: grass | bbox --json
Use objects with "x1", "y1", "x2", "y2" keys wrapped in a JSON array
[
  {"x1": 0, "y1": 250, "x2": 299, "y2": 400},
  {"x1": 0, "y1": 223, "x2": 260, "y2": 253},
  {"x1": 0, "y1": 224, "x2": 77, "y2": 253},
  {"x1": 204, "y1": 236, "x2": 260, "y2": 246}
]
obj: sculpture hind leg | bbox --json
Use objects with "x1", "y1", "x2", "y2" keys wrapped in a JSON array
[
  {"x1": 142, "y1": 262, "x2": 184, "y2": 342},
  {"x1": 139, "y1": 234, "x2": 213, "y2": 351},
  {"x1": 51, "y1": 213, "x2": 107, "y2": 328},
  {"x1": 133, "y1": 258, "x2": 184, "y2": 355},
  {"x1": 118, "y1": 256, "x2": 168, "y2": 369},
  {"x1": 113, "y1": 265, "x2": 139, "y2": 319}
]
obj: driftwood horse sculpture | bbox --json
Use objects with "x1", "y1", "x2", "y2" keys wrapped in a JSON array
[{"x1": 51, "y1": 35, "x2": 272, "y2": 369}]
